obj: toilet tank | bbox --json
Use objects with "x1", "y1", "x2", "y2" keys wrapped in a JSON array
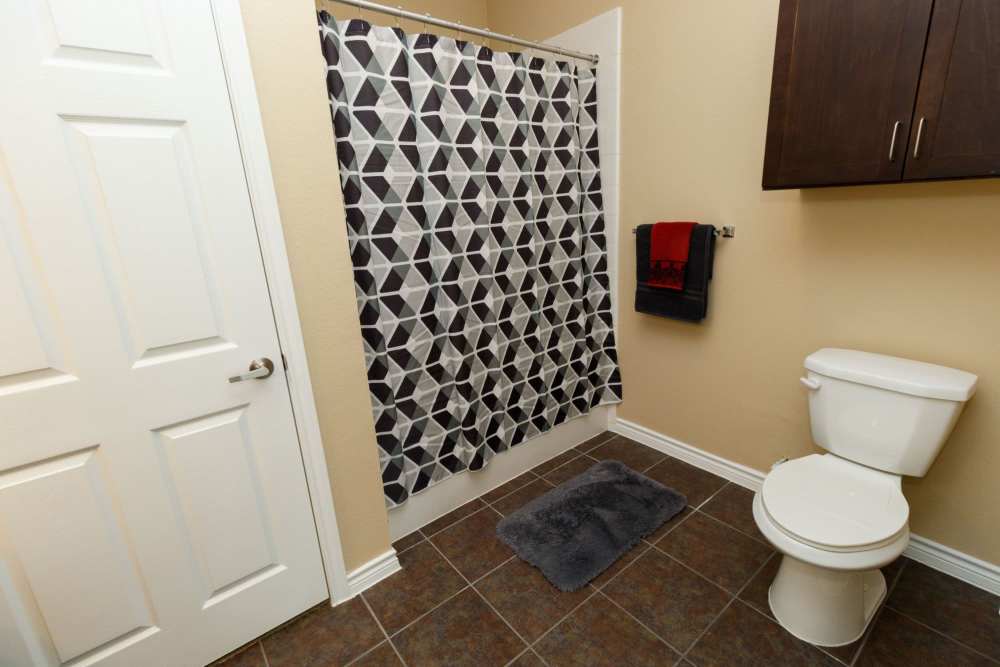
[{"x1": 803, "y1": 349, "x2": 977, "y2": 477}]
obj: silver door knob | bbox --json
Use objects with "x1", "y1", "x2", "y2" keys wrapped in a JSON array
[{"x1": 228, "y1": 358, "x2": 275, "y2": 383}]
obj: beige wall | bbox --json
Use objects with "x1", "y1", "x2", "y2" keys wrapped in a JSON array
[
  {"x1": 240, "y1": 0, "x2": 388, "y2": 572},
  {"x1": 316, "y1": 0, "x2": 489, "y2": 36},
  {"x1": 488, "y1": 0, "x2": 1000, "y2": 563},
  {"x1": 239, "y1": 0, "x2": 490, "y2": 572}
]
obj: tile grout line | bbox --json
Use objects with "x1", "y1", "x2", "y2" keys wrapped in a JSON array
[
  {"x1": 691, "y1": 505, "x2": 771, "y2": 547},
  {"x1": 692, "y1": 481, "x2": 731, "y2": 511},
  {"x1": 590, "y1": 542, "x2": 653, "y2": 592},
  {"x1": 503, "y1": 648, "x2": 533, "y2": 667},
  {"x1": 576, "y1": 430, "x2": 618, "y2": 453},
  {"x1": 482, "y1": 471, "x2": 544, "y2": 506},
  {"x1": 358, "y1": 592, "x2": 409, "y2": 667},
  {"x1": 392, "y1": 530, "x2": 427, "y2": 556},
  {"x1": 642, "y1": 508, "x2": 696, "y2": 548},
  {"x1": 212, "y1": 638, "x2": 269, "y2": 667},
  {"x1": 533, "y1": 453, "x2": 602, "y2": 486},
  {"x1": 342, "y1": 640, "x2": 391, "y2": 667},
  {"x1": 385, "y1": 584, "x2": 470, "y2": 640},
  {"x1": 693, "y1": 482, "x2": 773, "y2": 545},
  {"x1": 595, "y1": 511, "x2": 700, "y2": 593},
  {"x1": 844, "y1": 559, "x2": 910, "y2": 667},
  {"x1": 738, "y1": 593, "x2": 850, "y2": 665},
  {"x1": 258, "y1": 640, "x2": 270, "y2": 667},
  {"x1": 488, "y1": 481, "x2": 557, "y2": 516},
  {"x1": 881, "y1": 604, "x2": 1000, "y2": 664},
  {"x1": 523, "y1": 587, "x2": 602, "y2": 661},
  {"x1": 677, "y1": 548, "x2": 779, "y2": 663},
  {"x1": 848, "y1": 556, "x2": 909, "y2": 667},
  {"x1": 595, "y1": 588, "x2": 687, "y2": 658},
  {"x1": 421, "y1": 503, "x2": 493, "y2": 541},
  {"x1": 377, "y1": 550, "x2": 520, "y2": 647},
  {"x1": 422, "y1": 536, "x2": 540, "y2": 663},
  {"x1": 874, "y1": 555, "x2": 1000, "y2": 665},
  {"x1": 649, "y1": 540, "x2": 758, "y2": 600}
]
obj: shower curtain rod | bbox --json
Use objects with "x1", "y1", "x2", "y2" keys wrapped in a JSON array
[{"x1": 326, "y1": 0, "x2": 600, "y2": 64}]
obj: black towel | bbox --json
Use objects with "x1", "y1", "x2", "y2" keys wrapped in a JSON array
[{"x1": 635, "y1": 224, "x2": 716, "y2": 322}]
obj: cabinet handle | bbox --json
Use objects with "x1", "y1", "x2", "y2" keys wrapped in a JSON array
[
  {"x1": 913, "y1": 117, "x2": 926, "y2": 159},
  {"x1": 888, "y1": 120, "x2": 901, "y2": 162}
]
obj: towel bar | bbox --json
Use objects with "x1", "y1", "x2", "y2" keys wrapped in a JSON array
[{"x1": 630, "y1": 225, "x2": 735, "y2": 238}]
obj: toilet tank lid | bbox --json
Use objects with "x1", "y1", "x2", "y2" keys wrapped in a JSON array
[{"x1": 804, "y1": 349, "x2": 978, "y2": 401}]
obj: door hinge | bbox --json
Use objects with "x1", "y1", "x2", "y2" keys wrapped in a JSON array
[{"x1": 281, "y1": 353, "x2": 288, "y2": 371}]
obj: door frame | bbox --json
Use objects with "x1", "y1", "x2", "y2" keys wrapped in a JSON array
[{"x1": 210, "y1": 0, "x2": 351, "y2": 604}]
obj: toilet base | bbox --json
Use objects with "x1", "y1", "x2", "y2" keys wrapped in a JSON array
[{"x1": 768, "y1": 555, "x2": 886, "y2": 647}]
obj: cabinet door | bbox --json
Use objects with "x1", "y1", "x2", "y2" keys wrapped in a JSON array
[
  {"x1": 762, "y1": 0, "x2": 933, "y2": 189},
  {"x1": 904, "y1": 0, "x2": 1000, "y2": 180}
]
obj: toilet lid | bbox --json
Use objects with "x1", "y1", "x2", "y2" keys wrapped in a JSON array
[{"x1": 761, "y1": 454, "x2": 909, "y2": 550}]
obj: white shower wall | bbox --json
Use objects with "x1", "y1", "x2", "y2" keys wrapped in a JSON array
[
  {"x1": 548, "y1": 7, "x2": 622, "y2": 337},
  {"x1": 387, "y1": 8, "x2": 623, "y2": 541}
]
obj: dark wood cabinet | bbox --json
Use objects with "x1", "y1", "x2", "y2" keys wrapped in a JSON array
[
  {"x1": 905, "y1": 0, "x2": 1000, "y2": 180},
  {"x1": 763, "y1": 0, "x2": 1000, "y2": 189},
  {"x1": 763, "y1": 0, "x2": 933, "y2": 189}
]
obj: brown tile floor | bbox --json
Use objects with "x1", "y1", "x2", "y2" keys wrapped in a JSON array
[{"x1": 212, "y1": 432, "x2": 1000, "y2": 667}]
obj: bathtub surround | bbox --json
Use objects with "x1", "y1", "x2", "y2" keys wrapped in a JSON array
[{"x1": 319, "y1": 12, "x2": 621, "y2": 506}]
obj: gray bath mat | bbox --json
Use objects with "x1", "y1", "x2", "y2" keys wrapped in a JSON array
[{"x1": 496, "y1": 459, "x2": 687, "y2": 591}]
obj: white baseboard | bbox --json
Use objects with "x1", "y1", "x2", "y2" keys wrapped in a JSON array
[
  {"x1": 346, "y1": 549, "x2": 401, "y2": 598},
  {"x1": 387, "y1": 407, "x2": 612, "y2": 541},
  {"x1": 612, "y1": 418, "x2": 765, "y2": 492},
  {"x1": 611, "y1": 417, "x2": 1000, "y2": 596},
  {"x1": 904, "y1": 534, "x2": 1000, "y2": 596}
]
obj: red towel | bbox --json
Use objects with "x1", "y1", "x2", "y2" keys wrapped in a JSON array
[{"x1": 646, "y1": 222, "x2": 697, "y2": 290}]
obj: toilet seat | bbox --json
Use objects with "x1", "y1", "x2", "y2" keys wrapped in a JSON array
[{"x1": 761, "y1": 454, "x2": 909, "y2": 552}]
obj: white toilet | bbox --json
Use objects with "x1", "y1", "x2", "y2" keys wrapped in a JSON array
[{"x1": 753, "y1": 348, "x2": 977, "y2": 647}]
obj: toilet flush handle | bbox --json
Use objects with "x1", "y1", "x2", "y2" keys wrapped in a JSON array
[{"x1": 799, "y1": 377, "x2": 821, "y2": 391}]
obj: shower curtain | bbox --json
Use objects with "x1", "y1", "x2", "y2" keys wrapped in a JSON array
[{"x1": 318, "y1": 11, "x2": 622, "y2": 506}]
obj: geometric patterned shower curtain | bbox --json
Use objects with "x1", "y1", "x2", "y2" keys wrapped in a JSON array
[{"x1": 317, "y1": 11, "x2": 622, "y2": 507}]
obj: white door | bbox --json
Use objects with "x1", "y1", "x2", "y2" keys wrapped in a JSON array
[{"x1": 0, "y1": 1, "x2": 327, "y2": 665}]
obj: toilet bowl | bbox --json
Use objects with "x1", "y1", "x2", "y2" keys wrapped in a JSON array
[
  {"x1": 753, "y1": 349, "x2": 976, "y2": 647},
  {"x1": 752, "y1": 454, "x2": 909, "y2": 645}
]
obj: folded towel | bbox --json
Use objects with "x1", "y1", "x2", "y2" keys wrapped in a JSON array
[
  {"x1": 635, "y1": 223, "x2": 716, "y2": 322},
  {"x1": 645, "y1": 222, "x2": 696, "y2": 290}
]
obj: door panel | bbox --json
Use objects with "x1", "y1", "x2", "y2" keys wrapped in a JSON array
[
  {"x1": 763, "y1": 0, "x2": 934, "y2": 188},
  {"x1": 0, "y1": 447, "x2": 158, "y2": 664},
  {"x1": 40, "y1": 0, "x2": 166, "y2": 68},
  {"x1": 0, "y1": 197, "x2": 70, "y2": 387},
  {"x1": 0, "y1": 1, "x2": 327, "y2": 665},
  {"x1": 904, "y1": 0, "x2": 1000, "y2": 179},
  {"x1": 154, "y1": 407, "x2": 282, "y2": 606},
  {"x1": 61, "y1": 116, "x2": 228, "y2": 364}
]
